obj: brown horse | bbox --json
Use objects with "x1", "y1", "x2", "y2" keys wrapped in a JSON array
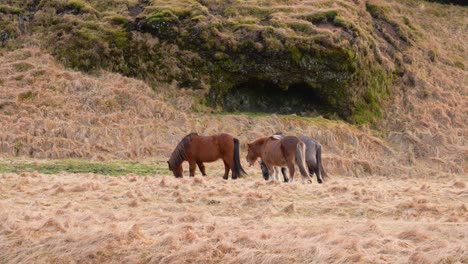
[
  {"x1": 246, "y1": 135, "x2": 311, "y2": 183},
  {"x1": 260, "y1": 133, "x2": 328, "y2": 183},
  {"x1": 168, "y1": 133, "x2": 246, "y2": 179}
]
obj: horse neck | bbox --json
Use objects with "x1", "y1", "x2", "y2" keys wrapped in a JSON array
[
  {"x1": 252, "y1": 137, "x2": 269, "y2": 157},
  {"x1": 255, "y1": 137, "x2": 269, "y2": 146},
  {"x1": 168, "y1": 145, "x2": 187, "y2": 169},
  {"x1": 168, "y1": 155, "x2": 183, "y2": 169}
]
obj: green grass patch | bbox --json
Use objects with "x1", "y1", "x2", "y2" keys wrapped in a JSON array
[
  {"x1": 17, "y1": 91, "x2": 35, "y2": 101},
  {"x1": 211, "y1": 112, "x2": 336, "y2": 124},
  {"x1": 0, "y1": 159, "x2": 170, "y2": 176},
  {"x1": 105, "y1": 14, "x2": 130, "y2": 25},
  {"x1": 302, "y1": 10, "x2": 338, "y2": 23},
  {"x1": 453, "y1": 61, "x2": 464, "y2": 70},
  {"x1": 365, "y1": 2, "x2": 387, "y2": 18},
  {"x1": 13, "y1": 62, "x2": 35, "y2": 72},
  {"x1": 211, "y1": 111, "x2": 275, "y2": 118}
]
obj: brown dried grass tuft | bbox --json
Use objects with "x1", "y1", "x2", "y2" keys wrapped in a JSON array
[{"x1": 398, "y1": 229, "x2": 430, "y2": 243}]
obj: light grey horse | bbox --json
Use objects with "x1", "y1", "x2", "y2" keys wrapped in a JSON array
[{"x1": 260, "y1": 133, "x2": 327, "y2": 183}]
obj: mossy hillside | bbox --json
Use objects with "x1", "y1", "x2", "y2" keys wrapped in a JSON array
[
  {"x1": 0, "y1": 3, "x2": 26, "y2": 46},
  {"x1": 19, "y1": 1, "x2": 201, "y2": 85},
  {"x1": 205, "y1": 45, "x2": 358, "y2": 117},
  {"x1": 424, "y1": 0, "x2": 467, "y2": 5},
  {"x1": 133, "y1": 1, "x2": 396, "y2": 120},
  {"x1": 37, "y1": 0, "x2": 98, "y2": 15},
  {"x1": 0, "y1": 0, "x2": 412, "y2": 123}
]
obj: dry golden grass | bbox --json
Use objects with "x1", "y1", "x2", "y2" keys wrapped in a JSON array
[
  {"x1": 0, "y1": 48, "x2": 182, "y2": 160},
  {"x1": 379, "y1": 0, "x2": 468, "y2": 175},
  {"x1": 0, "y1": 167, "x2": 466, "y2": 263}
]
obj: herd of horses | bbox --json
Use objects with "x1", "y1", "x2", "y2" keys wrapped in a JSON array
[{"x1": 167, "y1": 132, "x2": 327, "y2": 183}]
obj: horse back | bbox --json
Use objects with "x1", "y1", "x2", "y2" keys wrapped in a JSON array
[
  {"x1": 262, "y1": 138, "x2": 288, "y2": 165},
  {"x1": 298, "y1": 135, "x2": 320, "y2": 164},
  {"x1": 279, "y1": 136, "x2": 302, "y2": 155},
  {"x1": 186, "y1": 133, "x2": 234, "y2": 162}
]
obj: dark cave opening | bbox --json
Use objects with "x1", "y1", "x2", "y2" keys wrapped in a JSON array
[{"x1": 222, "y1": 80, "x2": 334, "y2": 117}]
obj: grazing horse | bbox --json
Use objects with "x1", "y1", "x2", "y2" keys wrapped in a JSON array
[
  {"x1": 260, "y1": 134, "x2": 328, "y2": 183},
  {"x1": 246, "y1": 135, "x2": 311, "y2": 183},
  {"x1": 168, "y1": 133, "x2": 246, "y2": 179}
]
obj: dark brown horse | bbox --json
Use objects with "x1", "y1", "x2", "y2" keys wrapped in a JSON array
[
  {"x1": 168, "y1": 133, "x2": 246, "y2": 179},
  {"x1": 246, "y1": 135, "x2": 311, "y2": 183},
  {"x1": 260, "y1": 133, "x2": 328, "y2": 183}
]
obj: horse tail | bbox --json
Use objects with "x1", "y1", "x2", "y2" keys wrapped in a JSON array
[
  {"x1": 295, "y1": 141, "x2": 309, "y2": 179},
  {"x1": 233, "y1": 138, "x2": 247, "y2": 179},
  {"x1": 317, "y1": 144, "x2": 328, "y2": 180}
]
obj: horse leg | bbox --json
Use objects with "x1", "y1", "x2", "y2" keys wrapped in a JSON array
[
  {"x1": 224, "y1": 157, "x2": 237, "y2": 180},
  {"x1": 308, "y1": 160, "x2": 322, "y2": 184},
  {"x1": 287, "y1": 161, "x2": 296, "y2": 183},
  {"x1": 308, "y1": 167, "x2": 316, "y2": 182},
  {"x1": 266, "y1": 164, "x2": 276, "y2": 181},
  {"x1": 197, "y1": 162, "x2": 207, "y2": 176},
  {"x1": 281, "y1": 167, "x2": 289, "y2": 182},
  {"x1": 273, "y1": 167, "x2": 280, "y2": 181},
  {"x1": 222, "y1": 160, "x2": 230, "y2": 180},
  {"x1": 314, "y1": 165, "x2": 323, "y2": 184},
  {"x1": 189, "y1": 161, "x2": 196, "y2": 177}
]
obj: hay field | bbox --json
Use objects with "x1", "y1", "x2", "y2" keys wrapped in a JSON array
[{"x1": 0, "y1": 164, "x2": 466, "y2": 263}]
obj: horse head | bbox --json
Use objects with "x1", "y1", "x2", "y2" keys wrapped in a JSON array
[
  {"x1": 167, "y1": 160, "x2": 183, "y2": 177},
  {"x1": 246, "y1": 140, "x2": 264, "y2": 166}
]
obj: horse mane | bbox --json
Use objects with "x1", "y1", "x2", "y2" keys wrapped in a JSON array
[
  {"x1": 168, "y1": 133, "x2": 198, "y2": 168},
  {"x1": 270, "y1": 132, "x2": 284, "y2": 140},
  {"x1": 248, "y1": 136, "x2": 271, "y2": 149},
  {"x1": 271, "y1": 135, "x2": 282, "y2": 140}
]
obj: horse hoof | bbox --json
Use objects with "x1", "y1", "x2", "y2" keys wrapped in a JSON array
[{"x1": 222, "y1": 176, "x2": 228, "y2": 180}]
